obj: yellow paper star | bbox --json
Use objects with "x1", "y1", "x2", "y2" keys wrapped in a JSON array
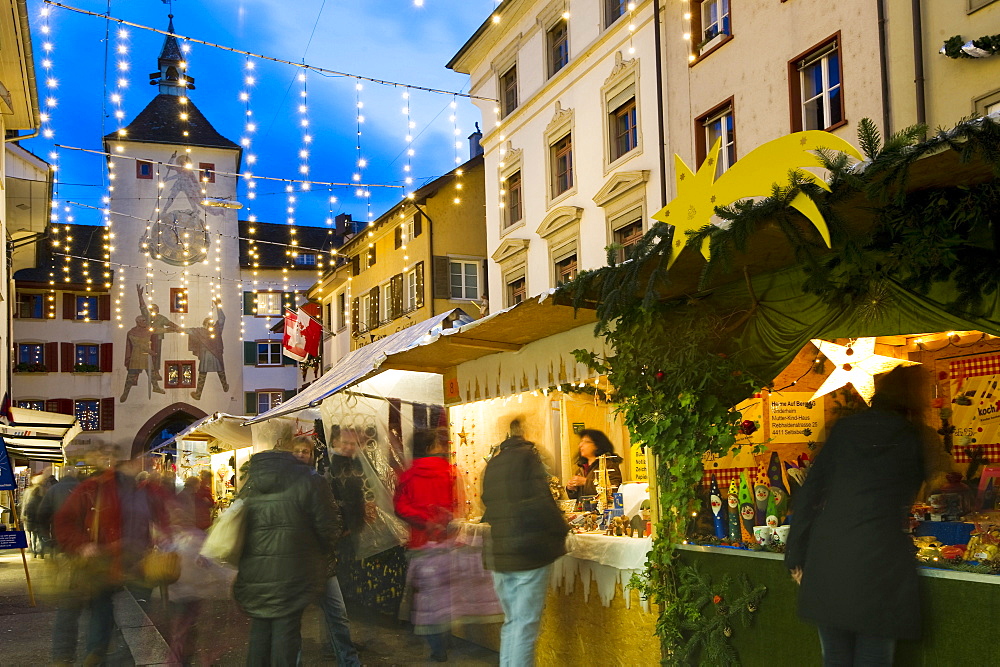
[
  {"x1": 809, "y1": 338, "x2": 919, "y2": 404},
  {"x1": 651, "y1": 131, "x2": 863, "y2": 269}
]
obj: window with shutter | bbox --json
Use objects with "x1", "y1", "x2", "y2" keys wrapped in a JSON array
[
  {"x1": 369, "y1": 287, "x2": 379, "y2": 330},
  {"x1": 413, "y1": 211, "x2": 423, "y2": 237},
  {"x1": 394, "y1": 226, "x2": 402, "y2": 249},
  {"x1": 45, "y1": 342, "x2": 60, "y2": 373},
  {"x1": 244, "y1": 341, "x2": 258, "y2": 365},
  {"x1": 415, "y1": 262, "x2": 425, "y2": 308},
  {"x1": 100, "y1": 343, "x2": 113, "y2": 372},
  {"x1": 368, "y1": 245, "x2": 377, "y2": 267},
  {"x1": 245, "y1": 392, "x2": 258, "y2": 415},
  {"x1": 391, "y1": 274, "x2": 403, "y2": 319},
  {"x1": 61, "y1": 342, "x2": 74, "y2": 373},
  {"x1": 432, "y1": 256, "x2": 451, "y2": 300},
  {"x1": 98, "y1": 294, "x2": 112, "y2": 320},
  {"x1": 100, "y1": 397, "x2": 115, "y2": 431},
  {"x1": 243, "y1": 291, "x2": 256, "y2": 315},
  {"x1": 62, "y1": 293, "x2": 75, "y2": 320},
  {"x1": 351, "y1": 256, "x2": 361, "y2": 276}
]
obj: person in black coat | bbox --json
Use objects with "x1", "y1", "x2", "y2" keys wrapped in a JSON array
[
  {"x1": 481, "y1": 418, "x2": 568, "y2": 666},
  {"x1": 36, "y1": 467, "x2": 80, "y2": 550},
  {"x1": 785, "y1": 365, "x2": 928, "y2": 666},
  {"x1": 234, "y1": 442, "x2": 342, "y2": 667}
]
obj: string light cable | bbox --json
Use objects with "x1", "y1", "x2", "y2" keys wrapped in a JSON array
[
  {"x1": 55, "y1": 144, "x2": 401, "y2": 191},
  {"x1": 43, "y1": 1, "x2": 498, "y2": 102}
]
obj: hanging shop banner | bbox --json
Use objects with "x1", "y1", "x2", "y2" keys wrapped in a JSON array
[
  {"x1": 0, "y1": 437, "x2": 16, "y2": 491},
  {"x1": 951, "y1": 373, "x2": 1000, "y2": 448},
  {"x1": 0, "y1": 530, "x2": 28, "y2": 549},
  {"x1": 768, "y1": 392, "x2": 825, "y2": 444},
  {"x1": 631, "y1": 446, "x2": 649, "y2": 482}
]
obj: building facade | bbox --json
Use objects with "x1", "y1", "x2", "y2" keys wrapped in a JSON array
[
  {"x1": 12, "y1": 23, "x2": 334, "y2": 459},
  {"x1": 447, "y1": 0, "x2": 665, "y2": 312},
  {"x1": 312, "y1": 152, "x2": 487, "y2": 369}
]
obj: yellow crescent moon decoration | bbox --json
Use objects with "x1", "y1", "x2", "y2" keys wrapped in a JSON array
[{"x1": 652, "y1": 131, "x2": 864, "y2": 268}]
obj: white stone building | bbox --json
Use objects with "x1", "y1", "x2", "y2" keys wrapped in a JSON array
[{"x1": 447, "y1": 0, "x2": 666, "y2": 312}]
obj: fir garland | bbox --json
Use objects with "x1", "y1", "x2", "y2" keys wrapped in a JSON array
[{"x1": 942, "y1": 34, "x2": 1000, "y2": 59}]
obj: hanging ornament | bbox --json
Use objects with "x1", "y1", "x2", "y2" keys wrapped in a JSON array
[
  {"x1": 809, "y1": 338, "x2": 919, "y2": 404},
  {"x1": 739, "y1": 419, "x2": 757, "y2": 435}
]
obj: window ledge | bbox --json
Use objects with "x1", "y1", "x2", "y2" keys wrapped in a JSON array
[
  {"x1": 547, "y1": 186, "x2": 578, "y2": 210},
  {"x1": 501, "y1": 221, "x2": 526, "y2": 237},
  {"x1": 605, "y1": 146, "x2": 642, "y2": 175},
  {"x1": 690, "y1": 33, "x2": 733, "y2": 66},
  {"x1": 821, "y1": 118, "x2": 849, "y2": 133},
  {"x1": 72, "y1": 372, "x2": 105, "y2": 376}
]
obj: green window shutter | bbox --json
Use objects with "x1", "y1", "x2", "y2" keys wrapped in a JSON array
[
  {"x1": 243, "y1": 292, "x2": 256, "y2": 315},
  {"x1": 415, "y1": 262, "x2": 425, "y2": 308},
  {"x1": 283, "y1": 389, "x2": 297, "y2": 402},
  {"x1": 391, "y1": 273, "x2": 403, "y2": 319},
  {"x1": 413, "y1": 211, "x2": 423, "y2": 237},
  {"x1": 432, "y1": 256, "x2": 451, "y2": 300},
  {"x1": 244, "y1": 341, "x2": 257, "y2": 365},
  {"x1": 245, "y1": 392, "x2": 257, "y2": 415},
  {"x1": 394, "y1": 226, "x2": 402, "y2": 249}
]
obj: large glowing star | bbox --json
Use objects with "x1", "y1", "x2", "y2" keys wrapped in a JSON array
[
  {"x1": 652, "y1": 131, "x2": 864, "y2": 268},
  {"x1": 809, "y1": 338, "x2": 919, "y2": 404}
]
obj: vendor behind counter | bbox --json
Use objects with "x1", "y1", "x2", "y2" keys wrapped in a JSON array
[{"x1": 565, "y1": 429, "x2": 623, "y2": 499}]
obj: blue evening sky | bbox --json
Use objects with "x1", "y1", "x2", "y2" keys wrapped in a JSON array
[{"x1": 28, "y1": 0, "x2": 496, "y2": 229}]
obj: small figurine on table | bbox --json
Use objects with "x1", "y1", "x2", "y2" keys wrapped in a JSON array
[
  {"x1": 738, "y1": 471, "x2": 755, "y2": 543},
  {"x1": 709, "y1": 475, "x2": 727, "y2": 539},
  {"x1": 726, "y1": 478, "x2": 740, "y2": 541}
]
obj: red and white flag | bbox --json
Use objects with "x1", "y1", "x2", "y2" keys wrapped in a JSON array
[{"x1": 282, "y1": 308, "x2": 322, "y2": 362}]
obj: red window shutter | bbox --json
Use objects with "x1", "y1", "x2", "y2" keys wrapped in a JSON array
[
  {"x1": 61, "y1": 343, "x2": 74, "y2": 373},
  {"x1": 44, "y1": 342, "x2": 60, "y2": 373},
  {"x1": 100, "y1": 343, "x2": 113, "y2": 372},
  {"x1": 97, "y1": 294, "x2": 111, "y2": 321},
  {"x1": 100, "y1": 397, "x2": 115, "y2": 431},
  {"x1": 62, "y1": 293, "x2": 75, "y2": 320}
]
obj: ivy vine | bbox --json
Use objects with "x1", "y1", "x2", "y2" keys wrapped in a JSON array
[{"x1": 562, "y1": 116, "x2": 1000, "y2": 663}]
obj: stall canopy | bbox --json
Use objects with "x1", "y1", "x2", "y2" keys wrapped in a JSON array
[
  {"x1": 1, "y1": 407, "x2": 82, "y2": 462},
  {"x1": 245, "y1": 309, "x2": 474, "y2": 424},
  {"x1": 150, "y1": 412, "x2": 253, "y2": 453}
]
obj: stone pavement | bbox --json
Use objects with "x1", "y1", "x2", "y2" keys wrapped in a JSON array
[{"x1": 0, "y1": 549, "x2": 499, "y2": 666}]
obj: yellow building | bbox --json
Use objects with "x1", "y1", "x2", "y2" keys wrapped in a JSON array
[
  {"x1": 885, "y1": 0, "x2": 1000, "y2": 131},
  {"x1": 313, "y1": 152, "x2": 487, "y2": 366}
]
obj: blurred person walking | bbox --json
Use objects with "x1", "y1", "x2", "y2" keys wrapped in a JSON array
[
  {"x1": 481, "y1": 418, "x2": 568, "y2": 667},
  {"x1": 53, "y1": 457, "x2": 171, "y2": 665},
  {"x1": 394, "y1": 428, "x2": 459, "y2": 662},
  {"x1": 785, "y1": 365, "x2": 928, "y2": 666},
  {"x1": 21, "y1": 473, "x2": 49, "y2": 557},
  {"x1": 290, "y1": 436, "x2": 361, "y2": 666},
  {"x1": 194, "y1": 469, "x2": 215, "y2": 530},
  {"x1": 234, "y1": 438, "x2": 341, "y2": 666}
]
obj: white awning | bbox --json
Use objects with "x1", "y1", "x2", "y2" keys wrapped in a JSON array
[
  {"x1": 149, "y1": 412, "x2": 253, "y2": 454},
  {"x1": 1, "y1": 407, "x2": 81, "y2": 462},
  {"x1": 244, "y1": 309, "x2": 472, "y2": 424}
]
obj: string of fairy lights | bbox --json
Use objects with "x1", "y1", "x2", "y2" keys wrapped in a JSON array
[{"x1": 38, "y1": 1, "x2": 487, "y2": 347}]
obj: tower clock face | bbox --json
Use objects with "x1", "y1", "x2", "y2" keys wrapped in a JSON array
[{"x1": 144, "y1": 208, "x2": 210, "y2": 266}]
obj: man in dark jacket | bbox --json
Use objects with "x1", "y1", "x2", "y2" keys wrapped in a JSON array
[
  {"x1": 785, "y1": 365, "x2": 926, "y2": 665},
  {"x1": 234, "y1": 441, "x2": 341, "y2": 667},
  {"x1": 481, "y1": 418, "x2": 568, "y2": 667}
]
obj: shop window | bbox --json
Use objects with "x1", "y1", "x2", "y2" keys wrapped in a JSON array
[
  {"x1": 499, "y1": 65, "x2": 518, "y2": 119},
  {"x1": 605, "y1": 0, "x2": 626, "y2": 27},
  {"x1": 555, "y1": 254, "x2": 578, "y2": 285},
  {"x1": 790, "y1": 36, "x2": 844, "y2": 132},
  {"x1": 450, "y1": 261, "x2": 480, "y2": 300},
  {"x1": 255, "y1": 292, "x2": 283, "y2": 317},
  {"x1": 611, "y1": 98, "x2": 638, "y2": 161},
  {"x1": 165, "y1": 361, "x2": 196, "y2": 389},
  {"x1": 15, "y1": 400, "x2": 45, "y2": 411},
  {"x1": 257, "y1": 342, "x2": 282, "y2": 366},
  {"x1": 136, "y1": 160, "x2": 153, "y2": 179},
  {"x1": 16, "y1": 292, "x2": 45, "y2": 319},
  {"x1": 74, "y1": 344, "x2": 99, "y2": 369},
  {"x1": 75, "y1": 295, "x2": 98, "y2": 320},
  {"x1": 170, "y1": 287, "x2": 188, "y2": 314},
  {"x1": 551, "y1": 133, "x2": 574, "y2": 197},
  {"x1": 199, "y1": 162, "x2": 216, "y2": 183},
  {"x1": 506, "y1": 277, "x2": 526, "y2": 307},
  {"x1": 337, "y1": 292, "x2": 347, "y2": 330},
  {"x1": 697, "y1": 101, "x2": 737, "y2": 179},
  {"x1": 547, "y1": 20, "x2": 569, "y2": 78},
  {"x1": 75, "y1": 399, "x2": 101, "y2": 431},
  {"x1": 503, "y1": 170, "x2": 523, "y2": 228},
  {"x1": 614, "y1": 219, "x2": 644, "y2": 263},
  {"x1": 17, "y1": 343, "x2": 45, "y2": 367},
  {"x1": 257, "y1": 391, "x2": 284, "y2": 415}
]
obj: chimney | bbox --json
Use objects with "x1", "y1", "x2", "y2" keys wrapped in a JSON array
[{"x1": 468, "y1": 123, "x2": 484, "y2": 159}]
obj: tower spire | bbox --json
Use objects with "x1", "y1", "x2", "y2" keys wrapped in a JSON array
[{"x1": 149, "y1": 14, "x2": 195, "y2": 95}]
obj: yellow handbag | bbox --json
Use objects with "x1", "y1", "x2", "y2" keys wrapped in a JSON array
[{"x1": 141, "y1": 547, "x2": 182, "y2": 586}]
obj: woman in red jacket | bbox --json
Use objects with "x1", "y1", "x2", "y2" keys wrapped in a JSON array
[{"x1": 394, "y1": 428, "x2": 458, "y2": 662}]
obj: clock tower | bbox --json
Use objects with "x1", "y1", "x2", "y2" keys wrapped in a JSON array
[{"x1": 104, "y1": 15, "x2": 243, "y2": 456}]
